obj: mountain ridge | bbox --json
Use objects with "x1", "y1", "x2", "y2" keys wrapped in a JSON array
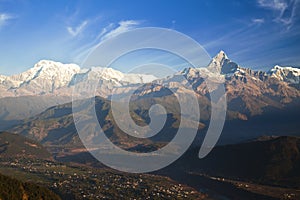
[
  {"x1": 0, "y1": 50, "x2": 299, "y2": 123},
  {"x1": 0, "y1": 60, "x2": 158, "y2": 98},
  {"x1": 0, "y1": 132, "x2": 52, "y2": 160},
  {"x1": 0, "y1": 50, "x2": 299, "y2": 98},
  {"x1": 181, "y1": 135, "x2": 300, "y2": 188}
]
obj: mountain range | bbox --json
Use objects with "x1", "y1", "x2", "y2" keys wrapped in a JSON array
[
  {"x1": 0, "y1": 51, "x2": 300, "y2": 126},
  {"x1": 0, "y1": 60, "x2": 157, "y2": 98},
  {"x1": 1, "y1": 51, "x2": 300, "y2": 199},
  {"x1": 0, "y1": 51, "x2": 299, "y2": 99},
  {"x1": 1, "y1": 51, "x2": 299, "y2": 150},
  {"x1": 0, "y1": 50, "x2": 299, "y2": 123}
]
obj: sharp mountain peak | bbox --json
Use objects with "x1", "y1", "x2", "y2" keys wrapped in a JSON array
[{"x1": 214, "y1": 50, "x2": 229, "y2": 61}]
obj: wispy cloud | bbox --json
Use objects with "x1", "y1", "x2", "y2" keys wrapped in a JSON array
[
  {"x1": 73, "y1": 20, "x2": 142, "y2": 63},
  {"x1": 252, "y1": 18, "x2": 265, "y2": 24},
  {"x1": 95, "y1": 23, "x2": 114, "y2": 40},
  {"x1": 0, "y1": 13, "x2": 14, "y2": 27},
  {"x1": 101, "y1": 20, "x2": 141, "y2": 41},
  {"x1": 67, "y1": 20, "x2": 88, "y2": 36},
  {"x1": 257, "y1": 0, "x2": 299, "y2": 28},
  {"x1": 202, "y1": 24, "x2": 254, "y2": 50}
]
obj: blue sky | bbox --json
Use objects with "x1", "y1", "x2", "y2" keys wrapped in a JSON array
[{"x1": 0, "y1": 0, "x2": 299, "y2": 75}]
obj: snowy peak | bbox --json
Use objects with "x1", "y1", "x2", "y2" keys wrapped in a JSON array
[
  {"x1": 72, "y1": 66, "x2": 158, "y2": 86},
  {"x1": 31, "y1": 60, "x2": 81, "y2": 77},
  {"x1": 215, "y1": 50, "x2": 228, "y2": 61},
  {"x1": 0, "y1": 60, "x2": 160, "y2": 97},
  {"x1": 88, "y1": 67, "x2": 125, "y2": 81},
  {"x1": 8, "y1": 60, "x2": 81, "y2": 89},
  {"x1": 209, "y1": 51, "x2": 228, "y2": 71},
  {"x1": 207, "y1": 50, "x2": 239, "y2": 74},
  {"x1": 270, "y1": 65, "x2": 300, "y2": 75},
  {"x1": 206, "y1": 52, "x2": 300, "y2": 85},
  {"x1": 269, "y1": 65, "x2": 300, "y2": 84},
  {"x1": 182, "y1": 51, "x2": 240, "y2": 79},
  {"x1": 33, "y1": 60, "x2": 80, "y2": 72},
  {"x1": 0, "y1": 75, "x2": 6, "y2": 82},
  {"x1": 1, "y1": 54, "x2": 299, "y2": 98}
]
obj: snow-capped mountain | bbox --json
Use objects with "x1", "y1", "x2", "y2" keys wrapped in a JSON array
[
  {"x1": 1, "y1": 51, "x2": 299, "y2": 99},
  {"x1": 269, "y1": 65, "x2": 300, "y2": 84},
  {"x1": 0, "y1": 75, "x2": 6, "y2": 82},
  {"x1": 0, "y1": 60, "x2": 80, "y2": 96},
  {"x1": 0, "y1": 60, "x2": 158, "y2": 98},
  {"x1": 0, "y1": 51, "x2": 300, "y2": 122},
  {"x1": 4, "y1": 60, "x2": 80, "y2": 89},
  {"x1": 207, "y1": 50, "x2": 239, "y2": 74},
  {"x1": 168, "y1": 51, "x2": 300, "y2": 117},
  {"x1": 70, "y1": 67, "x2": 157, "y2": 87},
  {"x1": 196, "y1": 51, "x2": 300, "y2": 86}
]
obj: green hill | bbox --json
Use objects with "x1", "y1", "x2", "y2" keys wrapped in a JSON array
[
  {"x1": 0, "y1": 173, "x2": 60, "y2": 200},
  {"x1": 0, "y1": 132, "x2": 52, "y2": 160},
  {"x1": 184, "y1": 136, "x2": 300, "y2": 188}
]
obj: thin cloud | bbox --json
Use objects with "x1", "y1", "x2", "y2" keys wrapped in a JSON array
[
  {"x1": 73, "y1": 20, "x2": 142, "y2": 63},
  {"x1": 101, "y1": 20, "x2": 141, "y2": 41},
  {"x1": 252, "y1": 18, "x2": 265, "y2": 24},
  {"x1": 257, "y1": 0, "x2": 298, "y2": 28},
  {"x1": 203, "y1": 24, "x2": 254, "y2": 50},
  {"x1": 258, "y1": 0, "x2": 289, "y2": 10},
  {"x1": 95, "y1": 23, "x2": 114, "y2": 40},
  {"x1": 0, "y1": 13, "x2": 15, "y2": 27},
  {"x1": 67, "y1": 20, "x2": 88, "y2": 36}
]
